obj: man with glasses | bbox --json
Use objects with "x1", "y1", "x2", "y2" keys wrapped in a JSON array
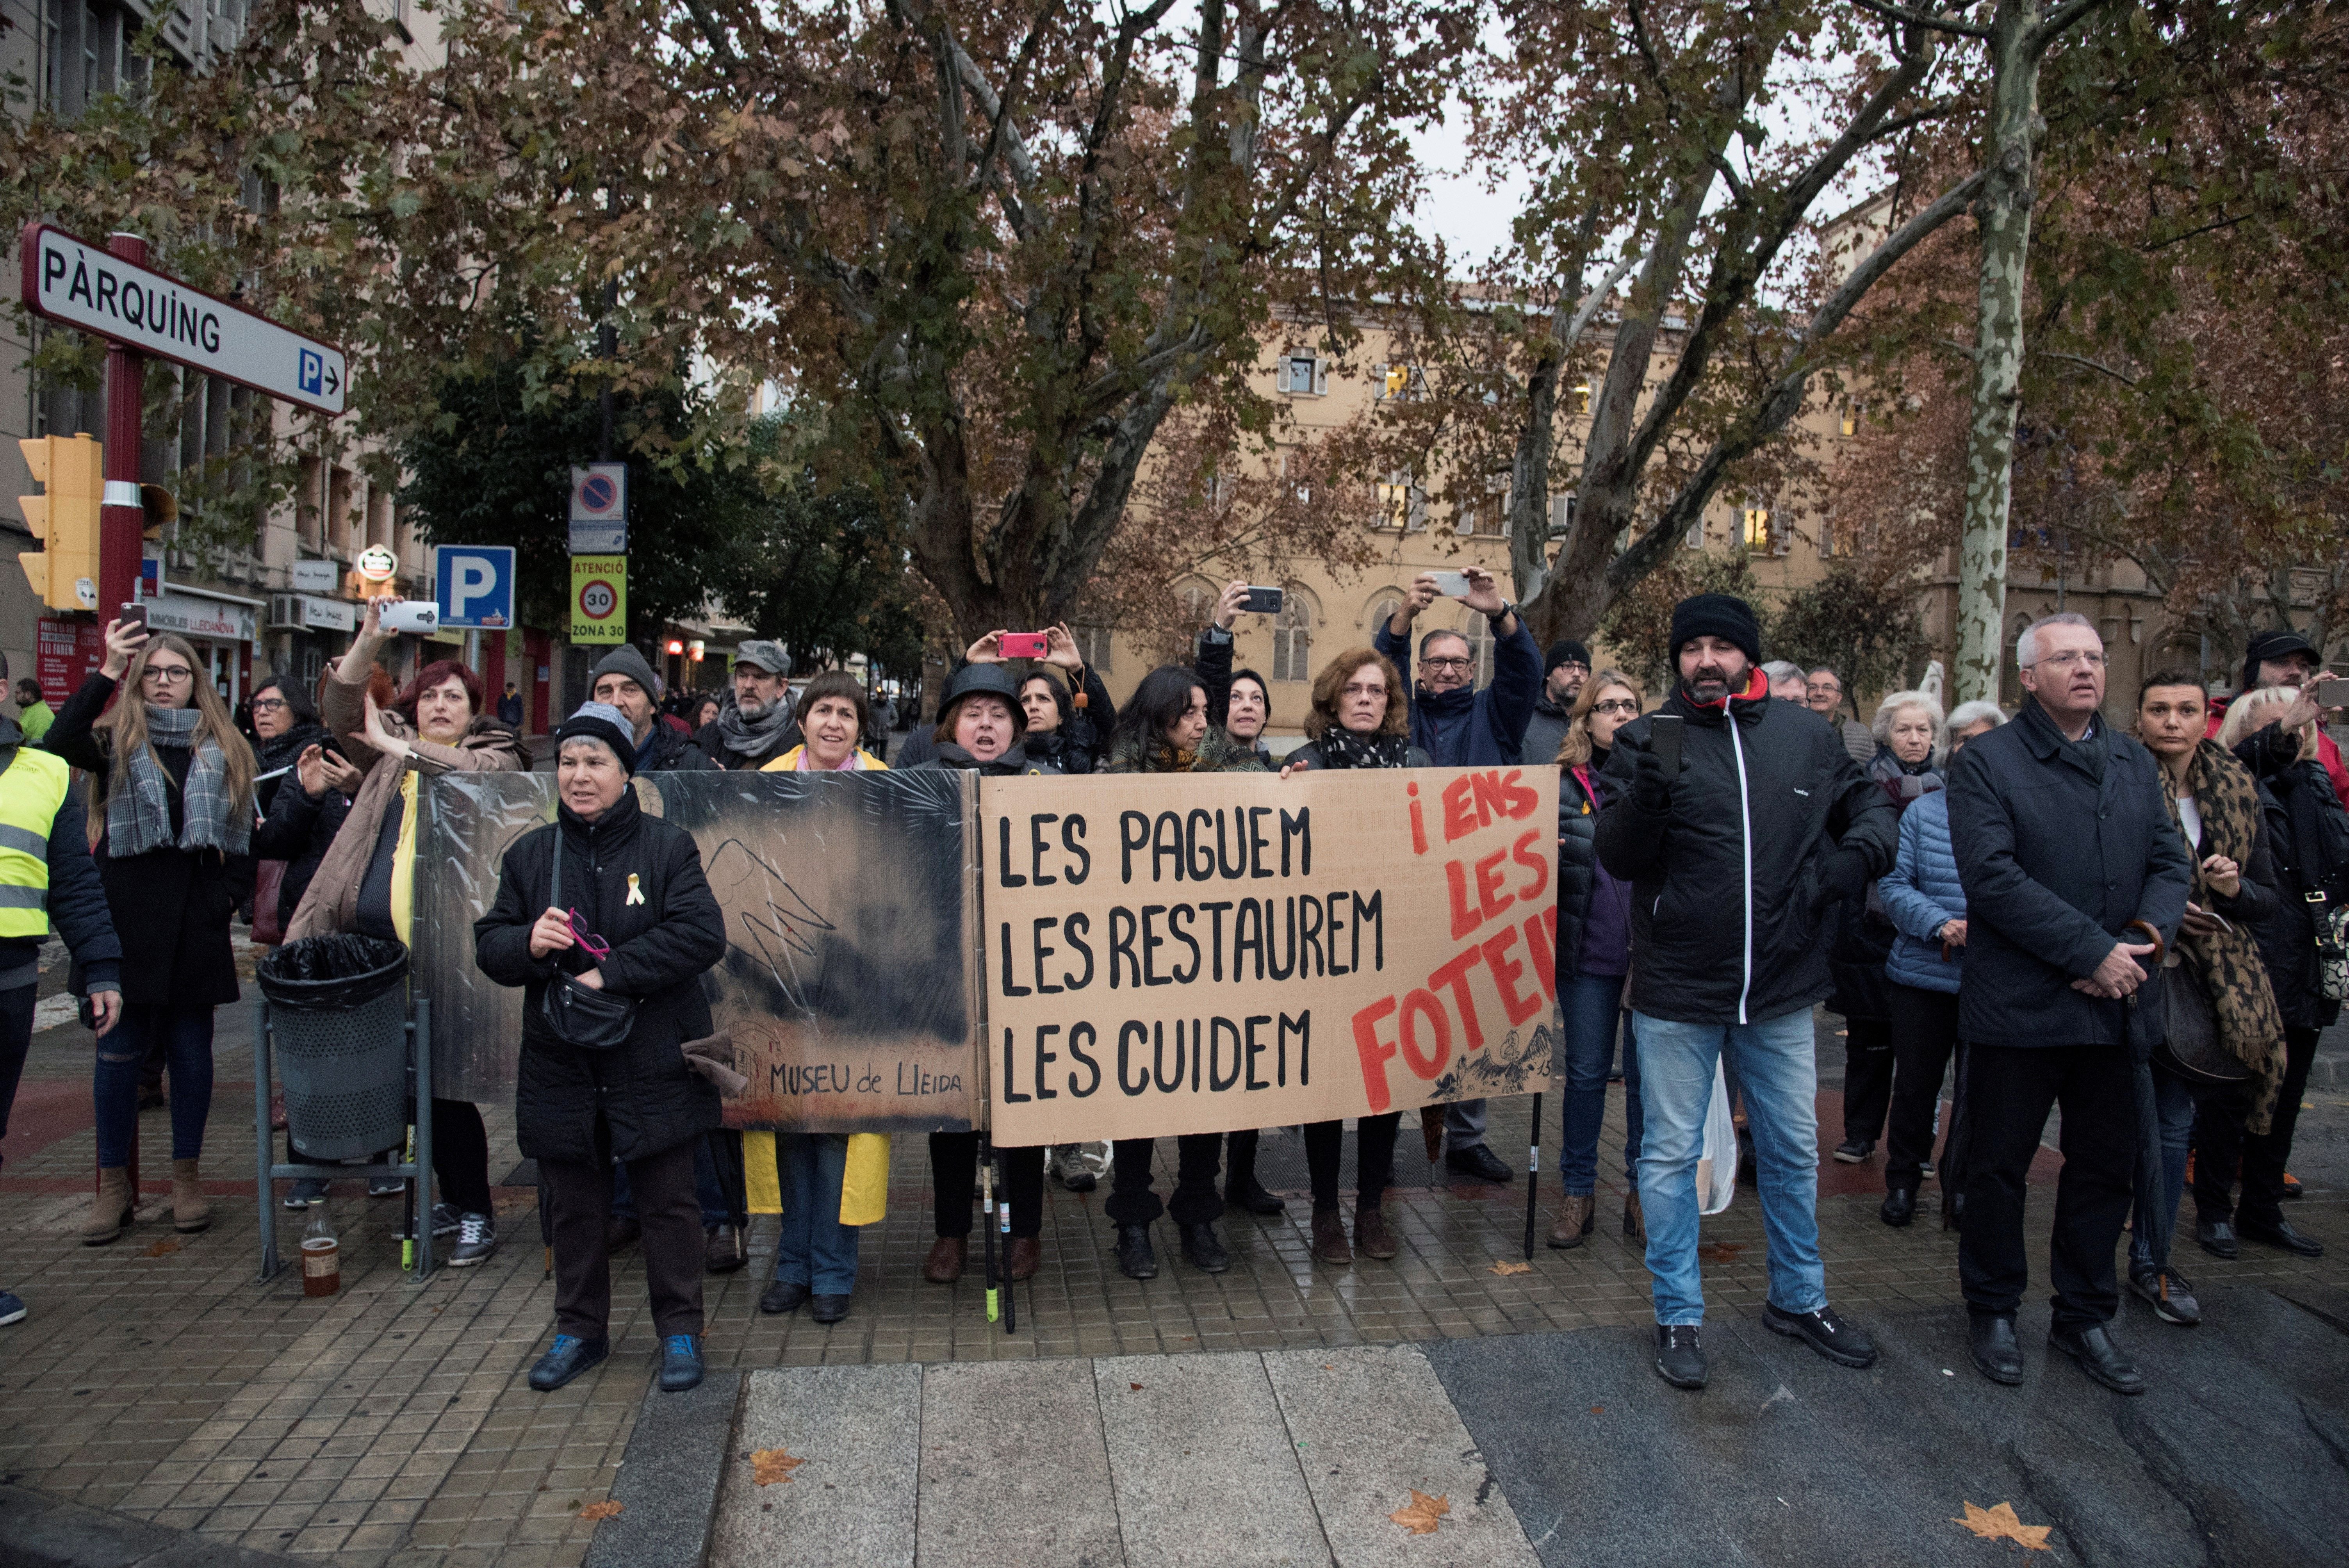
[
  {"x1": 1805, "y1": 666, "x2": 1875, "y2": 764},
  {"x1": 1374, "y1": 567, "x2": 1541, "y2": 1185},
  {"x1": 1946, "y1": 612, "x2": 2189, "y2": 1393},
  {"x1": 1520, "y1": 640, "x2": 1592, "y2": 766}
]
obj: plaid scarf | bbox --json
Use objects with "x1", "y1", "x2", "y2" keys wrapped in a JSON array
[
  {"x1": 107, "y1": 706, "x2": 251, "y2": 859},
  {"x1": 2165, "y1": 738, "x2": 2287, "y2": 1131}
]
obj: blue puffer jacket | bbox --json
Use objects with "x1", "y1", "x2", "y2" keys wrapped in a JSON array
[{"x1": 1879, "y1": 788, "x2": 1966, "y2": 994}]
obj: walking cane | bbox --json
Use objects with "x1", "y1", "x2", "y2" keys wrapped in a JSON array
[
  {"x1": 980, "y1": 1134, "x2": 1000, "y2": 1325},
  {"x1": 1523, "y1": 1092, "x2": 1541, "y2": 1260},
  {"x1": 996, "y1": 1143, "x2": 1017, "y2": 1333}
]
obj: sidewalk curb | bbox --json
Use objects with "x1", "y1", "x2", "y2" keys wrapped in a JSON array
[
  {"x1": 0, "y1": 1482, "x2": 308, "y2": 1568},
  {"x1": 581, "y1": 1370, "x2": 744, "y2": 1568}
]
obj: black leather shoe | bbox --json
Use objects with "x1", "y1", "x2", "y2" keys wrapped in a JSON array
[
  {"x1": 526, "y1": 1334, "x2": 609, "y2": 1392},
  {"x1": 2196, "y1": 1215, "x2": 2240, "y2": 1259},
  {"x1": 1880, "y1": 1186, "x2": 1916, "y2": 1228},
  {"x1": 1763, "y1": 1303, "x2": 1878, "y2": 1368},
  {"x1": 759, "y1": 1279, "x2": 811, "y2": 1315},
  {"x1": 1180, "y1": 1222, "x2": 1230, "y2": 1273},
  {"x1": 1445, "y1": 1143, "x2": 1514, "y2": 1183},
  {"x1": 1114, "y1": 1223, "x2": 1158, "y2": 1280},
  {"x1": 2240, "y1": 1217, "x2": 2326, "y2": 1257},
  {"x1": 2050, "y1": 1323, "x2": 2146, "y2": 1395},
  {"x1": 810, "y1": 1293, "x2": 852, "y2": 1324},
  {"x1": 704, "y1": 1224, "x2": 747, "y2": 1274},
  {"x1": 1227, "y1": 1177, "x2": 1287, "y2": 1216},
  {"x1": 1969, "y1": 1315, "x2": 2023, "y2": 1385},
  {"x1": 1654, "y1": 1324, "x2": 1706, "y2": 1389}
]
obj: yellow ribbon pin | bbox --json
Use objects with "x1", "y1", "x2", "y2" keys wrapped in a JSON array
[{"x1": 626, "y1": 872, "x2": 644, "y2": 906}]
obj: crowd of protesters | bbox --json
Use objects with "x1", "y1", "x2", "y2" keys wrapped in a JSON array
[{"x1": 0, "y1": 576, "x2": 2338, "y2": 1409}]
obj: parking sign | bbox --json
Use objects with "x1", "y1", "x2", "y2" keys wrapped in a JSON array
[
  {"x1": 569, "y1": 463, "x2": 628, "y2": 554},
  {"x1": 434, "y1": 545, "x2": 515, "y2": 629}
]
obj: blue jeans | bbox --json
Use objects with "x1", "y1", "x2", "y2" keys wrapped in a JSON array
[
  {"x1": 2128, "y1": 1060, "x2": 2197, "y2": 1274},
  {"x1": 95, "y1": 1004, "x2": 214, "y2": 1166},
  {"x1": 772, "y1": 1132, "x2": 859, "y2": 1295},
  {"x1": 612, "y1": 1134, "x2": 733, "y2": 1227},
  {"x1": 1559, "y1": 971, "x2": 1643, "y2": 1194},
  {"x1": 1633, "y1": 1007, "x2": 1825, "y2": 1325}
]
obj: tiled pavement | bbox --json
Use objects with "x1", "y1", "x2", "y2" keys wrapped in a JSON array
[{"x1": 3, "y1": 994, "x2": 2345, "y2": 1568}]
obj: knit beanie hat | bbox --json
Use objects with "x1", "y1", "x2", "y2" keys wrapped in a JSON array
[
  {"x1": 1668, "y1": 593, "x2": 1763, "y2": 668},
  {"x1": 1544, "y1": 640, "x2": 1592, "y2": 677},
  {"x1": 588, "y1": 643, "x2": 663, "y2": 702},
  {"x1": 554, "y1": 702, "x2": 638, "y2": 775}
]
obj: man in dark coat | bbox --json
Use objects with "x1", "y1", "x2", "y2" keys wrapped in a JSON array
[
  {"x1": 1373, "y1": 567, "x2": 1541, "y2": 1181},
  {"x1": 1946, "y1": 611, "x2": 2190, "y2": 1394},
  {"x1": 1518, "y1": 640, "x2": 1590, "y2": 768},
  {"x1": 1595, "y1": 592, "x2": 1898, "y2": 1390},
  {"x1": 697, "y1": 641, "x2": 800, "y2": 770},
  {"x1": 591, "y1": 644, "x2": 716, "y2": 773}
]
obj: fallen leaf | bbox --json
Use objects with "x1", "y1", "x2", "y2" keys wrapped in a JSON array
[
  {"x1": 143, "y1": 1238, "x2": 180, "y2": 1257},
  {"x1": 1130, "y1": 1382, "x2": 1143, "y2": 1391},
  {"x1": 1696, "y1": 1241, "x2": 1745, "y2": 1264},
  {"x1": 1951, "y1": 1500, "x2": 2053, "y2": 1551},
  {"x1": 1390, "y1": 1489, "x2": 1450, "y2": 1535},
  {"x1": 1589, "y1": 1406, "x2": 1604, "y2": 1415},
  {"x1": 1488, "y1": 1260, "x2": 1531, "y2": 1276},
  {"x1": 578, "y1": 1500, "x2": 623, "y2": 1521},
  {"x1": 750, "y1": 1449, "x2": 805, "y2": 1486}
]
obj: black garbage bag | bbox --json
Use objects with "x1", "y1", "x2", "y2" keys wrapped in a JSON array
[{"x1": 258, "y1": 934, "x2": 410, "y2": 1011}]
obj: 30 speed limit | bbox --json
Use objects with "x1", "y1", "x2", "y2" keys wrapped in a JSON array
[{"x1": 569, "y1": 555, "x2": 627, "y2": 644}]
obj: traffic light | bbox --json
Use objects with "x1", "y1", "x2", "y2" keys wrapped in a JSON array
[{"x1": 18, "y1": 434, "x2": 102, "y2": 611}]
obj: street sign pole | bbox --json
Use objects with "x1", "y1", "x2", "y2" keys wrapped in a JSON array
[{"x1": 100, "y1": 233, "x2": 148, "y2": 621}]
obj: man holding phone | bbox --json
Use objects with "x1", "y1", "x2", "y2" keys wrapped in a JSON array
[
  {"x1": 2208, "y1": 629, "x2": 2349, "y2": 813},
  {"x1": 1373, "y1": 567, "x2": 1542, "y2": 1184},
  {"x1": 1595, "y1": 593, "x2": 1897, "y2": 1390}
]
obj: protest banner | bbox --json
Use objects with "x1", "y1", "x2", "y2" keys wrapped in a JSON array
[
  {"x1": 411, "y1": 769, "x2": 982, "y2": 1133},
  {"x1": 977, "y1": 765, "x2": 1562, "y2": 1145}
]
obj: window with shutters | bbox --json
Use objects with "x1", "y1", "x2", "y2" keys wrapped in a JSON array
[
  {"x1": 1273, "y1": 594, "x2": 1314, "y2": 682},
  {"x1": 1743, "y1": 504, "x2": 1772, "y2": 554},
  {"x1": 1373, "y1": 363, "x2": 1425, "y2": 401},
  {"x1": 1376, "y1": 471, "x2": 1425, "y2": 531},
  {"x1": 1074, "y1": 625, "x2": 1113, "y2": 673},
  {"x1": 1549, "y1": 493, "x2": 1577, "y2": 538},
  {"x1": 1178, "y1": 580, "x2": 1216, "y2": 627},
  {"x1": 1279, "y1": 352, "x2": 1328, "y2": 396}
]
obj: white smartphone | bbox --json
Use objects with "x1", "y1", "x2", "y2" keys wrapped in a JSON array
[
  {"x1": 380, "y1": 600, "x2": 439, "y2": 634},
  {"x1": 1430, "y1": 570, "x2": 1472, "y2": 598}
]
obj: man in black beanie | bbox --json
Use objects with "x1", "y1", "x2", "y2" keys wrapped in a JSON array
[
  {"x1": 1593, "y1": 591, "x2": 1896, "y2": 1390},
  {"x1": 1521, "y1": 639, "x2": 1593, "y2": 765}
]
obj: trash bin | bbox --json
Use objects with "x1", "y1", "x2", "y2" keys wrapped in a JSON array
[{"x1": 258, "y1": 935, "x2": 412, "y2": 1163}]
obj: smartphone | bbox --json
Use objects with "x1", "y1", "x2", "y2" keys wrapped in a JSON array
[
  {"x1": 117, "y1": 602, "x2": 148, "y2": 632},
  {"x1": 1240, "y1": 586, "x2": 1285, "y2": 615},
  {"x1": 1650, "y1": 713, "x2": 1684, "y2": 775},
  {"x1": 380, "y1": 600, "x2": 439, "y2": 634},
  {"x1": 1429, "y1": 570, "x2": 1472, "y2": 598},
  {"x1": 998, "y1": 632, "x2": 1050, "y2": 659},
  {"x1": 2314, "y1": 678, "x2": 2349, "y2": 708}
]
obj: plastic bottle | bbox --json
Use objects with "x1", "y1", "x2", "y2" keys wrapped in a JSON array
[{"x1": 301, "y1": 1204, "x2": 340, "y2": 1297}]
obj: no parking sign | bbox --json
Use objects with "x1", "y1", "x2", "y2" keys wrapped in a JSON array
[{"x1": 570, "y1": 555, "x2": 626, "y2": 643}]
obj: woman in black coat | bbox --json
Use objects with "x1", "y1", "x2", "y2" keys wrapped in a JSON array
[
  {"x1": 246, "y1": 673, "x2": 349, "y2": 938},
  {"x1": 474, "y1": 703, "x2": 725, "y2": 1396},
  {"x1": 48, "y1": 619, "x2": 256, "y2": 1244}
]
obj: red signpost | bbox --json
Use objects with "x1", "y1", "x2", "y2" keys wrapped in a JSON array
[{"x1": 99, "y1": 233, "x2": 147, "y2": 625}]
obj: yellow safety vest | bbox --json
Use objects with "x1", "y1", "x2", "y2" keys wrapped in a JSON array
[{"x1": 0, "y1": 746, "x2": 71, "y2": 938}]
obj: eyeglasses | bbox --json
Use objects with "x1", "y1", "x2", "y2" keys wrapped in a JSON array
[
  {"x1": 142, "y1": 664, "x2": 195, "y2": 684},
  {"x1": 1422, "y1": 657, "x2": 1475, "y2": 672},
  {"x1": 2033, "y1": 650, "x2": 2107, "y2": 670},
  {"x1": 249, "y1": 697, "x2": 289, "y2": 714},
  {"x1": 565, "y1": 909, "x2": 612, "y2": 963},
  {"x1": 1590, "y1": 699, "x2": 1638, "y2": 716},
  {"x1": 1556, "y1": 660, "x2": 1590, "y2": 673}
]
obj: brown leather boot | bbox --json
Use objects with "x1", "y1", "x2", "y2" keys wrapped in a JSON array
[
  {"x1": 80, "y1": 1166, "x2": 134, "y2": 1245},
  {"x1": 1547, "y1": 1193, "x2": 1594, "y2": 1249},
  {"x1": 1006, "y1": 1236, "x2": 1042, "y2": 1281},
  {"x1": 1624, "y1": 1188, "x2": 1645, "y2": 1240},
  {"x1": 170, "y1": 1158, "x2": 211, "y2": 1234},
  {"x1": 1354, "y1": 1201, "x2": 1398, "y2": 1260},
  {"x1": 923, "y1": 1235, "x2": 966, "y2": 1283},
  {"x1": 1310, "y1": 1204, "x2": 1351, "y2": 1265}
]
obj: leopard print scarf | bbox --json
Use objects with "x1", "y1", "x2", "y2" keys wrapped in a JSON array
[{"x1": 2167, "y1": 738, "x2": 2287, "y2": 1132}]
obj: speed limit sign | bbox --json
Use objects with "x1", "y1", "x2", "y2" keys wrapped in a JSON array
[{"x1": 569, "y1": 555, "x2": 627, "y2": 644}]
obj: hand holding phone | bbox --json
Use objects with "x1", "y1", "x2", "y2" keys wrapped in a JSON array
[
  {"x1": 2313, "y1": 677, "x2": 2349, "y2": 709},
  {"x1": 998, "y1": 632, "x2": 1050, "y2": 660},
  {"x1": 1239, "y1": 586, "x2": 1285, "y2": 616},
  {"x1": 1429, "y1": 570, "x2": 1471, "y2": 598},
  {"x1": 379, "y1": 600, "x2": 439, "y2": 634}
]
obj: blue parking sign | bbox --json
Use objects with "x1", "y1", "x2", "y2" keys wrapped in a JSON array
[{"x1": 434, "y1": 545, "x2": 515, "y2": 629}]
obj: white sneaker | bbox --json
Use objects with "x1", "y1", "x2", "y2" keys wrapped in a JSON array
[{"x1": 448, "y1": 1213, "x2": 497, "y2": 1267}]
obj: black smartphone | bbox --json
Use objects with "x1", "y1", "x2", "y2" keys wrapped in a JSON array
[
  {"x1": 118, "y1": 602, "x2": 148, "y2": 631},
  {"x1": 1240, "y1": 586, "x2": 1285, "y2": 615},
  {"x1": 2315, "y1": 677, "x2": 2349, "y2": 709},
  {"x1": 1650, "y1": 713, "x2": 1683, "y2": 774}
]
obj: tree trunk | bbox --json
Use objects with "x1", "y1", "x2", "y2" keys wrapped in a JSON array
[{"x1": 1953, "y1": 0, "x2": 2046, "y2": 706}]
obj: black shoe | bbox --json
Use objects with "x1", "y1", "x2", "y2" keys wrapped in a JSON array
[
  {"x1": 1880, "y1": 1186, "x2": 1916, "y2": 1228},
  {"x1": 810, "y1": 1293, "x2": 851, "y2": 1324},
  {"x1": 2195, "y1": 1215, "x2": 2240, "y2": 1259},
  {"x1": 705, "y1": 1224, "x2": 748, "y2": 1274},
  {"x1": 1180, "y1": 1222, "x2": 1230, "y2": 1273},
  {"x1": 658, "y1": 1334, "x2": 704, "y2": 1393},
  {"x1": 1654, "y1": 1324, "x2": 1706, "y2": 1389},
  {"x1": 526, "y1": 1334, "x2": 609, "y2": 1392},
  {"x1": 1832, "y1": 1137, "x2": 1873, "y2": 1164},
  {"x1": 2240, "y1": 1217, "x2": 2325, "y2": 1258},
  {"x1": 759, "y1": 1279, "x2": 811, "y2": 1315},
  {"x1": 1445, "y1": 1143, "x2": 1513, "y2": 1183},
  {"x1": 2129, "y1": 1267, "x2": 2201, "y2": 1327},
  {"x1": 2049, "y1": 1323, "x2": 2146, "y2": 1395},
  {"x1": 1227, "y1": 1176, "x2": 1286, "y2": 1216},
  {"x1": 1114, "y1": 1223, "x2": 1158, "y2": 1280},
  {"x1": 1969, "y1": 1315, "x2": 2023, "y2": 1385},
  {"x1": 1762, "y1": 1303, "x2": 1878, "y2": 1368}
]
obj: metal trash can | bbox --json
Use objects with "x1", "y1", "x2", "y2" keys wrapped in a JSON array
[{"x1": 258, "y1": 935, "x2": 412, "y2": 1162}]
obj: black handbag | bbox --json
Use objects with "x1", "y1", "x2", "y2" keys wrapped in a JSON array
[
  {"x1": 537, "y1": 834, "x2": 637, "y2": 1051},
  {"x1": 2153, "y1": 955, "x2": 2246, "y2": 1084}
]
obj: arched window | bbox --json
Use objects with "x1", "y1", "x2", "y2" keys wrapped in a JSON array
[
  {"x1": 1176, "y1": 579, "x2": 1217, "y2": 629},
  {"x1": 1273, "y1": 593, "x2": 1315, "y2": 682}
]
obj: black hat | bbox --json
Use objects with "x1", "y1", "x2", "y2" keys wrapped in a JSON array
[
  {"x1": 1669, "y1": 593, "x2": 1763, "y2": 668},
  {"x1": 2242, "y1": 629, "x2": 2320, "y2": 691},
  {"x1": 554, "y1": 702, "x2": 638, "y2": 775},
  {"x1": 940, "y1": 663, "x2": 1027, "y2": 730},
  {"x1": 1544, "y1": 640, "x2": 1592, "y2": 677}
]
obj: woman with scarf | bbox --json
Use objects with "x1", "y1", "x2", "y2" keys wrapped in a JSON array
[
  {"x1": 2126, "y1": 671, "x2": 2287, "y2": 1327},
  {"x1": 49, "y1": 619, "x2": 257, "y2": 1244},
  {"x1": 281, "y1": 595, "x2": 530, "y2": 1261},
  {"x1": 1545, "y1": 671, "x2": 1648, "y2": 1248},
  {"x1": 1278, "y1": 649, "x2": 1428, "y2": 1264},
  {"x1": 2196, "y1": 684, "x2": 2343, "y2": 1265},
  {"x1": 1100, "y1": 665, "x2": 1269, "y2": 1279},
  {"x1": 1012, "y1": 627, "x2": 1112, "y2": 776},
  {"x1": 762, "y1": 672, "x2": 886, "y2": 774},
  {"x1": 248, "y1": 674, "x2": 349, "y2": 943}
]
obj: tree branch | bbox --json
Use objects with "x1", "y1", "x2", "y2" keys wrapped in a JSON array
[
  {"x1": 1846, "y1": 0, "x2": 1993, "y2": 40},
  {"x1": 2037, "y1": 350, "x2": 2138, "y2": 386},
  {"x1": 2030, "y1": 0, "x2": 2116, "y2": 54}
]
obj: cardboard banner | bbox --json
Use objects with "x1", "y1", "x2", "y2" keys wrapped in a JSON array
[
  {"x1": 411, "y1": 769, "x2": 982, "y2": 1133},
  {"x1": 977, "y1": 765, "x2": 1562, "y2": 1146}
]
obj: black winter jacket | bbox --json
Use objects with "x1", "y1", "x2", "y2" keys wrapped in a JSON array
[
  {"x1": 639, "y1": 719, "x2": 717, "y2": 773},
  {"x1": 1945, "y1": 701, "x2": 2192, "y2": 1048},
  {"x1": 250, "y1": 769, "x2": 352, "y2": 934},
  {"x1": 1595, "y1": 675, "x2": 1898, "y2": 1026},
  {"x1": 474, "y1": 786, "x2": 727, "y2": 1164},
  {"x1": 2236, "y1": 725, "x2": 2349, "y2": 1030},
  {"x1": 1556, "y1": 763, "x2": 1599, "y2": 979},
  {"x1": 914, "y1": 742, "x2": 1061, "y2": 777}
]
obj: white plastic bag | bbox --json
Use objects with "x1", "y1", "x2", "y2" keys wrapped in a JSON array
[{"x1": 1695, "y1": 1060, "x2": 1736, "y2": 1216}]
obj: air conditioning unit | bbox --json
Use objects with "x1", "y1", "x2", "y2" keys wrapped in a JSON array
[{"x1": 268, "y1": 594, "x2": 304, "y2": 630}]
